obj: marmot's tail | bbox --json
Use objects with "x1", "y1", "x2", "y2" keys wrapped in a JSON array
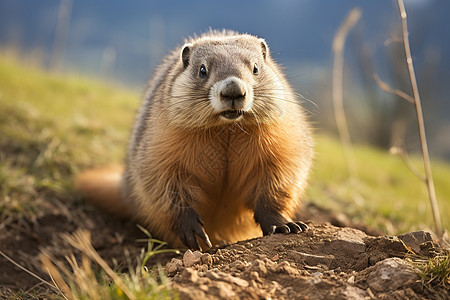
[{"x1": 75, "y1": 166, "x2": 130, "y2": 218}]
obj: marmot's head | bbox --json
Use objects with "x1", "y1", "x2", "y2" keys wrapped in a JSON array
[{"x1": 168, "y1": 30, "x2": 288, "y2": 129}]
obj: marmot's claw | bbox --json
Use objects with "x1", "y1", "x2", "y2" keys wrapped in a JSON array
[
  {"x1": 178, "y1": 207, "x2": 212, "y2": 250},
  {"x1": 267, "y1": 221, "x2": 309, "y2": 235},
  {"x1": 181, "y1": 226, "x2": 211, "y2": 251},
  {"x1": 195, "y1": 225, "x2": 212, "y2": 249},
  {"x1": 295, "y1": 221, "x2": 309, "y2": 231},
  {"x1": 274, "y1": 224, "x2": 290, "y2": 234}
]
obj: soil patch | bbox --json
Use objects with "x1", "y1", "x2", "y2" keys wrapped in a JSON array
[
  {"x1": 0, "y1": 202, "x2": 448, "y2": 299},
  {"x1": 169, "y1": 224, "x2": 448, "y2": 299}
]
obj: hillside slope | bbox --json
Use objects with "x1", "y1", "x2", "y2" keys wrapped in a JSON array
[{"x1": 0, "y1": 55, "x2": 449, "y2": 298}]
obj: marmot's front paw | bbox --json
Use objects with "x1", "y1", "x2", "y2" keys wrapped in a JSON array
[
  {"x1": 266, "y1": 221, "x2": 309, "y2": 235},
  {"x1": 177, "y1": 207, "x2": 212, "y2": 250}
]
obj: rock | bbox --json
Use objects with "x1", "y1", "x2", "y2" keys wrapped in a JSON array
[
  {"x1": 166, "y1": 258, "x2": 183, "y2": 275},
  {"x1": 397, "y1": 231, "x2": 435, "y2": 255},
  {"x1": 342, "y1": 285, "x2": 368, "y2": 300},
  {"x1": 180, "y1": 268, "x2": 199, "y2": 283},
  {"x1": 347, "y1": 275, "x2": 355, "y2": 284},
  {"x1": 275, "y1": 261, "x2": 299, "y2": 276},
  {"x1": 360, "y1": 257, "x2": 420, "y2": 293},
  {"x1": 309, "y1": 272, "x2": 323, "y2": 284},
  {"x1": 326, "y1": 228, "x2": 367, "y2": 256},
  {"x1": 200, "y1": 253, "x2": 212, "y2": 265},
  {"x1": 263, "y1": 257, "x2": 277, "y2": 272},
  {"x1": 183, "y1": 250, "x2": 202, "y2": 267},
  {"x1": 197, "y1": 264, "x2": 208, "y2": 273},
  {"x1": 251, "y1": 259, "x2": 267, "y2": 275}
]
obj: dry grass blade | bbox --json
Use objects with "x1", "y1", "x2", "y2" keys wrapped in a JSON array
[
  {"x1": 0, "y1": 249, "x2": 60, "y2": 293},
  {"x1": 40, "y1": 252, "x2": 71, "y2": 300},
  {"x1": 396, "y1": 0, "x2": 443, "y2": 237},
  {"x1": 332, "y1": 7, "x2": 362, "y2": 181},
  {"x1": 63, "y1": 230, "x2": 137, "y2": 300}
]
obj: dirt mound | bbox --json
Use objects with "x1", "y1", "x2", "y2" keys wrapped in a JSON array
[
  {"x1": 0, "y1": 205, "x2": 448, "y2": 299},
  {"x1": 167, "y1": 224, "x2": 448, "y2": 299}
]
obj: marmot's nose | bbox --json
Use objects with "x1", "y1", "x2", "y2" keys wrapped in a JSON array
[{"x1": 220, "y1": 80, "x2": 246, "y2": 106}]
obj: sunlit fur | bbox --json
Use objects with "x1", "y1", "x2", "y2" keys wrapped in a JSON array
[{"x1": 77, "y1": 30, "x2": 314, "y2": 248}]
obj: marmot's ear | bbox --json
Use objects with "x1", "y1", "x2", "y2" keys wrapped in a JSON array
[
  {"x1": 258, "y1": 38, "x2": 269, "y2": 60},
  {"x1": 181, "y1": 43, "x2": 193, "y2": 68}
]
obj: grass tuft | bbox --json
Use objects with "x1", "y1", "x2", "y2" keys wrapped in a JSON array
[
  {"x1": 41, "y1": 229, "x2": 179, "y2": 300},
  {"x1": 415, "y1": 251, "x2": 450, "y2": 287}
]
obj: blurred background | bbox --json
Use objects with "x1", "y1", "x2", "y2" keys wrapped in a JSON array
[{"x1": 1, "y1": 0, "x2": 449, "y2": 160}]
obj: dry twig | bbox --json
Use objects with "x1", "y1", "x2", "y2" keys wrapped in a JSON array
[
  {"x1": 373, "y1": 74, "x2": 414, "y2": 104},
  {"x1": 0, "y1": 250, "x2": 62, "y2": 294},
  {"x1": 396, "y1": 0, "x2": 442, "y2": 236},
  {"x1": 332, "y1": 7, "x2": 362, "y2": 181}
]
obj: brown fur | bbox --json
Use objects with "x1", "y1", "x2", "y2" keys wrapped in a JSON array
[
  {"x1": 75, "y1": 166, "x2": 130, "y2": 217},
  {"x1": 76, "y1": 30, "x2": 313, "y2": 249}
]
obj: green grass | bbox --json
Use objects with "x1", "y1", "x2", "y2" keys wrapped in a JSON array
[
  {"x1": 308, "y1": 135, "x2": 450, "y2": 234},
  {"x1": 416, "y1": 251, "x2": 450, "y2": 287},
  {"x1": 0, "y1": 54, "x2": 138, "y2": 222}
]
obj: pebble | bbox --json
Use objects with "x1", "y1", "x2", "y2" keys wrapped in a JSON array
[
  {"x1": 197, "y1": 264, "x2": 208, "y2": 274},
  {"x1": 309, "y1": 272, "x2": 323, "y2": 285},
  {"x1": 251, "y1": 259, "x2": 267, "y2": 275},
  {"x1": 347, "y1": 275, "x2": 355, "y2": 284},
  {"x1": 200, "y1": 253, "x2": 212, "y2": 265},
  {"x1": 166, "y1": 258, "x2": 183, "y2": 274},
  {"x1": 276, "y1": 261, "x2": 299, "y2": 276},
  {"x1": 180, "y1": 268, "x2": 199, "y2": 283},
  {"x1": 183, "y1": 250, "x2": 202, "y2": 267}
]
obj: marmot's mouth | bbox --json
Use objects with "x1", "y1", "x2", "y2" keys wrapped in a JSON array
[{"x1": 221, "y1": 109, "x2": 244, "y2": 120}]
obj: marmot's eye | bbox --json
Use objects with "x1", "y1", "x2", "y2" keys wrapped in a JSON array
[
  {"x1": 253, "y1": 63, "x2": 259, "y2": 75},
  {"x1": 199, "y1": 64, "x2": 207, "y2": 78}
]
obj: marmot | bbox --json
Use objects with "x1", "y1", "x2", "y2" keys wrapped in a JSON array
[{"x1": 76, "y1": 30, "x2": 314, "y2": 250}]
